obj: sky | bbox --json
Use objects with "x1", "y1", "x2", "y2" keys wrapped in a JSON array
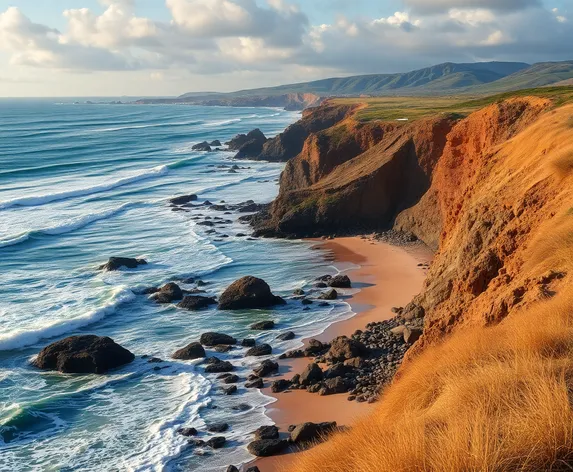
[{"x1": 0, "y1": 0, "x2": 571, "y2": 97}]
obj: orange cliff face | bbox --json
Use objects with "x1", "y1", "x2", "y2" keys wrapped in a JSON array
[
  {"x1": 253, "y1": 95, "x2": 573, "y2": 353},
  {"x1": 283, "y1": 100, "x2": 573, "y2": 472}
]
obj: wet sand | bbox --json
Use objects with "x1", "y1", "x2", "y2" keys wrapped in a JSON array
[{"x1": 253, "y1": 236, "x2": 432, "y2": 471}]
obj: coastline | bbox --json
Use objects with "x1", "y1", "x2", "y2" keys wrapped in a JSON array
[{"x1": 253, "y1": 236, "x2": 433, "y2": 471}]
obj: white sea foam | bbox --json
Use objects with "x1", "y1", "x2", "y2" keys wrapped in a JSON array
[
  {"x1": 0, "y1": 288, "x2": 136, "y2": 351},
  {"x1": 203, "y1": 118, "x2": 242, "y2": 127},
  {"x1": 0, "y1": 166, "x2": 169, "y2": 210},
  {"x1": 0, "y1": 203, "x2": 137, "y2": 249}
]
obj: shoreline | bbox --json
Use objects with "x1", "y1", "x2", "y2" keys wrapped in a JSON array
[{"x1": 253, "y1": 236, "x2": 433, "y2": 471}]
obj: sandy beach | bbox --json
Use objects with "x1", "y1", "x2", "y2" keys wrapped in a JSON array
[{"x1": 253, "y1": 236, "x2": 433, "y2": 471}]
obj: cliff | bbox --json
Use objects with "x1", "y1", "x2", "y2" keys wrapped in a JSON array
[{"x1": 267, "y1": 92, "x2": 573, "y2": 471}]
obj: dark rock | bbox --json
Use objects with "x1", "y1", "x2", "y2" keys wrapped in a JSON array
[
  {"x1": 99, "y1": 257, "x2": 146, "y2": 271},
  {"x1": 290, "y1": 422, "x2": 337, "y2": 444},
  {"x1": 33, "y1": 335, "x2": 134, "y2": 374},
  {"x1": 169, "y1": 194, "x2": 198, "y2": 205},
  {"x1": 402, "y1": 303, "x2": 425, "y2": 321},
  {"x1": 205, "y1": 360, "x2": 234, "y2": 373},
  {"x1": 301, "y1": 298, "x2": 313, "y2": 305},
  {"x1": 206, "y1": 436, "x2": 226, "y2": 449},
  {"x1": 177, "y1": 427, "x2": 198, "y2": 437},
  {"x1": 305, "y1": 339, "x2": 329, "y2": 356},
  {"x1": 324, "y1": 362, "x2": 354, "y2": 379},
  {"x1": 315, "y1": 282, "x2": 328, "y2": 288},
  {"x1": 246, "y1": 468, "x2": 261, "y2": 472},
  {"x1": 200, "y1": 333, "x2": 237, "y2": 346},
  {"x1": 250, "y1": 320, "x2": 276, "y2": 330},
  {"x1": 254, "y1": 425, "x2": 279, "y2": 440},
  {"x1": 328, "y1": 275, "x2": 351, "y2": 288},
  {"x1": 276, "y1": 331, "x2": 295, "y2": 341},
  {"x1": 318, "y1": 289, "x2": 338, "y2": 300},
  {"x1": 327, "y1": 336, "x2": 368, "y2": 362},
  {"x1": 218, "y1": 276, "x2": 285, "y2": 310},
  {"x1": 189, "y1": 439, "x2": 205, "y2": 447},
  {"x1": 222, "y1": 385, "x2": 237, "y2": 395},
  {"x1": 197, "y1": 221, "x2": 215, "y2": 227},
  {"x1": 316, "y1": 275, "x2": 333, "y2": 282},
  {"x1": 232, "y1": 403, "x2": 251, "y2": 411},
  {"x1": 247, "y1": 439, "x2": 288, "y2": 457},
  {"x1": 245, "y1": 378, "x2": 264, "y2": 389},
  {"x1": 172, "y1": 342, "x2": 206, "y2": 360},
  {"x1": 293, "y1": 288, "x2": 305, "y2": 296},
  {"x1": 151, "y1": 282, "x2": 183, "y2": 304},
  {"x1": 222, "y1": 374, "x2": 239, "y2": 384},
  {"x1": 177, "y1": 296, "x2": 217, "y2": 311},
  {"x1": 208, "y1": 423, "x2": 229, "y2": 433},
  {"x1": 226, "y1": 467, "x2": 239, "y2": 472},
  {"x1": 271, "y1": 379, "x2": 291, "y2": 393},
  {"x1": 254, "y1": 359, "x2": 278, "y2": 377},
  {"x1": 299, "y1": 363, "x2": 323, "y2": 386},
  {"x1": 242, "y1": 338, "x2": 256, "y2": 347},
  {"x1": 246, "y1": 344, "x2": 272, "y2": 357},
  {"x1": 319, "y1": 377, "x2": 349, "y2": 395},
  {"x1": 210, "y1": 140, "x2": 222, "y2": 147},
  {"x1": 192, "y1": 141, "x2": 212, "y2": 152}
]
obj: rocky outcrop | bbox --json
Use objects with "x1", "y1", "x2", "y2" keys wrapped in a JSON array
[
  {"x1": 252, "y1": 110, "x2": 455, "y2": 237},
  {"x1": 200, "y1": 333, "x2": 237, "y2": 346},
  {"x1": 177, "y1": 296, "x2": 217, "y2": 310},
  {"x1": 227, "y1": 129, "x2": 268, "y2": 159},
  {"x1": 99, "y1": 257, "x2": 147, "y2": 271},
  {"x1": 218, "y1": 276, "x2": 285, "y2": 310},
  {"x1": 33, "y1": 335, "x2": 135, "y2": 374},
  {"x1": 172, "y1": 342, "x2": 206, "y2": 360}
]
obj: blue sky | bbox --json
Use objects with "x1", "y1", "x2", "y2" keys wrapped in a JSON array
[{"x1": 0, "y1": 0, "x2": 571, "y2": 97}]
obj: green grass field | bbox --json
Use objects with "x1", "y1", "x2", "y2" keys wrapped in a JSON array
[{"x1": 332, "y1": 86, "x2": 573, "y2": 122}]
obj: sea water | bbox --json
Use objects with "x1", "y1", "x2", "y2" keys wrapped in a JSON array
[{"x1": 0, "y1": 100, "x2": 354, "y2": 471}]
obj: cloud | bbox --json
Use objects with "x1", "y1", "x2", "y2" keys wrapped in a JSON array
[
  {"x1": 0, "y1": 0, "x2": 571, "y2": 87},
  {"x1": 404, "y1": 0, "x2": 540, "y2": 14}
]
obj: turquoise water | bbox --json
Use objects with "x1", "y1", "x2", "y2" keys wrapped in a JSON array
[{"x1": 0, "y1": 101, "x2": 354, "y2": 471}]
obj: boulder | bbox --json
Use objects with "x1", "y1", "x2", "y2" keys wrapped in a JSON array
[
  {"x1": 327, "y1": 336, "x2": 368, "y2": 362},
  {"x1": 222, "y1": 385, "x2": 238, "y2": 395},
  {"x1": 218, "y1": 276, "x2": 285, "y2": 310},
  {"x1": 254, "y1": 425, "x2": 279, "y2": 440},
  {"x1": 245, "y1": 378, "x2": 264, "y2": 389},
  {"x1": 200, "y1": 333, "x2": 237, "y2": 346},
  {"x1": 172, "y1": 342, "x2": 206, "y2": 360},
  {"x1": 210, "y1": 140, "x2": 222, "y2": 147},
  {"x1": 99, "y1": 257, "x2": 147, "y2": 271},
  {"x1": 328, "y1": 275, "x2": 351, "y2": 288},
  {"x1": 208, "y1": 423, "x2": 229, "y2": 433},
  {"x1": 250, "y1": 320, "x2": 276, "y2": 330},
  {"x1": 152, "y1": 282, "x2": 183, "y2": 304},
  {"x1": 246, "y1": 344, "x2": 272, "y2": 357},
  {"x1": 301, "y1": 298, "x2": 313, "y2": 305},
  {"x1": 276, "y1": 331, "x2": 295, "y2": 341},
  {"x1": 290, "y1": 422, "x2": 338, "y2": 444},
  {"x1": 299, "y1": 363, "x2": 323, "y2": 386},
  {"x1": 402, "y1": 303, "x2": 425, "y2": 321},
  {"x1": 247, "y1": 439, "x2": 288, "y2": 457},
  {"x1": 228, "y1": 129, "x2": 268, "y2": 159},
  {"x1": 242, "y1": 338, "x2": 256, "y2": 347},
  {"x1": 271, "y1": 379, "x2": 291, "y2": 393},
  {"x1": 319, "y1": 377, "x2": 349, "y2": 396},
  {"x1": 246, "y1": 468, "x2": 261, "y2": 472},
  {"x1": 169, "y1": 194, "x2": 197, "y2": 205},
  {"x1": 205, "y1": 360, "x2": 234, "y2": 373},
  {"x1": 178, "y1": 296, "x2": 217, "y2": 311},
  {"x1": 177, "y1": 427, "x2": 197, "y2": 437},
  {"x1": 206, "y1": 436, "x2": 226, "y2": 449},
  {"x1": 222, "y1": 374, "x2": 240, "y2": 384},
  {"x1": 33, "y1": 335, "x2": 134, "y2": 374},
  {"x1": 304, "y1": 339, "x2": 329, "y2": 356},
  {"x1": 254, "y1": 359, "x2": 279, "y2": 377},
  {"x1": 293, "y1": 289, "x2": 305, "y2": 296},
  {"x1": 226, "y1": 467, "x2": 239, "y2": 472},
  {"x1": 318, "y1": 289, "x2": 338, "y2": 300},
  {"x1": 192, "y1": 141, "x2": 212, "y2": 152},
  {"x1": 324, "y1": 363, "x2": 354, "y2": 379}
]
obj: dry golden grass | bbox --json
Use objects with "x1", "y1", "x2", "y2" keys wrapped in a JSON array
[{"x1": 288, "y1": 293, "x2": 573, "y2": 472}]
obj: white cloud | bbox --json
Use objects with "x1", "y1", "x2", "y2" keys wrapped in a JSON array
[{"x1": 0, "y1": 0, "x2": 572, "y2": 94}]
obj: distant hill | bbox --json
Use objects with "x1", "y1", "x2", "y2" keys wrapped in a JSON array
[
  {"x1": 179, "y1": 62, "x2": 529, "y2": 99},
  {"x1": 140, "y1": 61, "x2": 573, "y2": 109}
]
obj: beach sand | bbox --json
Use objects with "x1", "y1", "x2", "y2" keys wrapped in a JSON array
[{"x1": 252, "y1": 236, "x2": 433, "y2": 471}]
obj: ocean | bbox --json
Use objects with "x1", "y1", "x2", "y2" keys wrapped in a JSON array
[{"x1": 0, "y1": 100, "x2": 355, "y2": 471}]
